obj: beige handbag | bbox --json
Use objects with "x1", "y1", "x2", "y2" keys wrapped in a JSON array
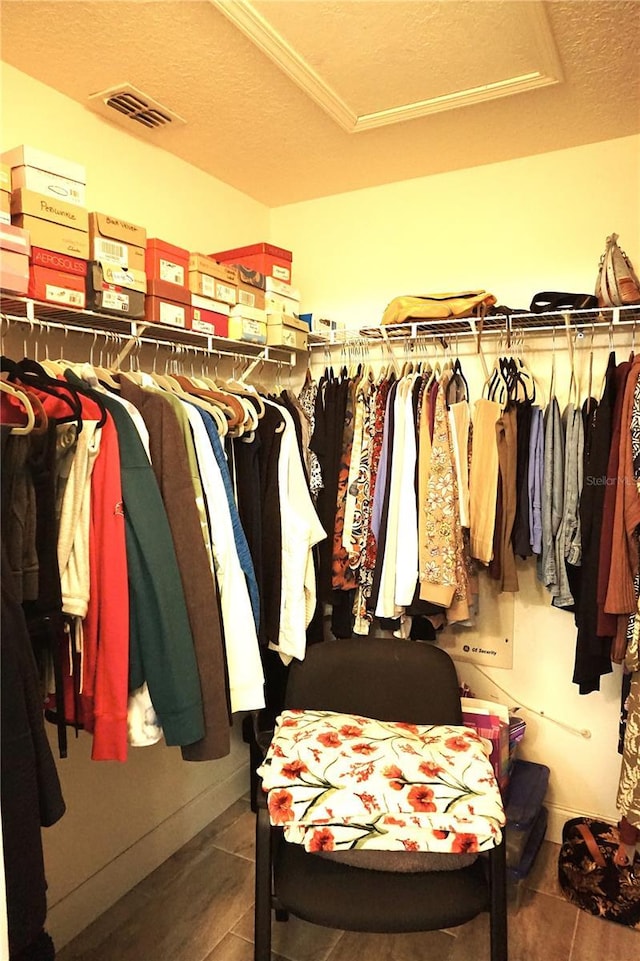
[
  {"x1": 381, "y1": 290, "x2": 497, "y2": 326},
  {"x1": 596, "y1": 234, "x2": 640, "y2": 307}
]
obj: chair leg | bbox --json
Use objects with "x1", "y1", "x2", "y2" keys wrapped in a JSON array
[
  {"x1": 489, "y1": 838, "x2": 508, "y2": 961},
  {"x1": 254, "y1": 805, "x2": 273, "y2": 961}
]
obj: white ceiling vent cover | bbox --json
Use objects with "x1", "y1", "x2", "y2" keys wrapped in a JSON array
[{"x1": 88, "y1": 83, "x2": 186, "y2": 131}]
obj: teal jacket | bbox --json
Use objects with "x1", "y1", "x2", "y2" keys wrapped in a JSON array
[{"x1": 66, "y1": 372, "x2": 204, "y2": 747}]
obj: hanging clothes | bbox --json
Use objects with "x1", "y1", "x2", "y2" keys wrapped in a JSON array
[
  {"x1": 573, "y1": 352, "x2": 618, "y2": 694},
  {"x1": 596, "y1": 359, "x2": 633, "y2": 640},
  {"x1": 527, "y1": 406, "x2": 544, "y2": 556},
  {"x1": 65, "y1": 370, "x2": 206, "y2": 746},
  {"x1": 469, "y1": 397, "x2": 502, "y2": 565},
  {"x1": 119, "y1": 378, "x2": 231, "y2": 761},
  {"x1": 1, "y1": 551, "x2": 65, "y2": 960},
  {"x1": 490, "y1": 404, "x2": 519, "y2": 593},
  {"x1": 604, "y1": 356, "x2": 640, "y2": 629}
]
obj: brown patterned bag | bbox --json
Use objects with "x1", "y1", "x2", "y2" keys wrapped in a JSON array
[{"x1": 558, "y1": 817, "x2": 640, "y2": 929}]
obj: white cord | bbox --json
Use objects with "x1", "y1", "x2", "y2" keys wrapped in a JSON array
[{"x1": 470, "y1": 665, "x2": 592, "y2": 740}]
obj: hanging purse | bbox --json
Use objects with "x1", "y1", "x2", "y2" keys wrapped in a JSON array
[
  {"x1": 595, "y1": 233, "x2": 640, "y2": 307},
  {"x1": 381, "y1": 290, "x2": 497, "y2": 326}
]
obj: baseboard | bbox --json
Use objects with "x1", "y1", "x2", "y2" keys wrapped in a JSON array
[
  {"x1": 544, "y1": 801, "x2": 618, "y2": 844},
  {"x1": 48, "y1": 760, "x2": 250, "y2": 950}
]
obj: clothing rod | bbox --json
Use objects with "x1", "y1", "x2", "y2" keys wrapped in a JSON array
[
  {"x1": 309, "y1": 304, "x2": 640, "y2": 349},
  {"x1": 0, "y1": 308, "x2": 295, "y2": 366}
]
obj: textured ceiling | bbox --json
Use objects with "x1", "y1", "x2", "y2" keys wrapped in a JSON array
[{"x1": 1, "y1": 0, "x2": 639, "y2": 206}]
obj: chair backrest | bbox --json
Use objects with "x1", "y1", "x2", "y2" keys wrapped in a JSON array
[{"x1": 284, "y1": 636, "x2": 463, "y2": 726}]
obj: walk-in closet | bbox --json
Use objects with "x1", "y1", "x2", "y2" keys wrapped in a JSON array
[{"x1": 1, "y1": 2, "x2": 639, "y2": 960}]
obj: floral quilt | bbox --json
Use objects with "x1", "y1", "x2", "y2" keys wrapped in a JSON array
[{"x1": 258, "y1": 709, "x2": 505, "y2": 854}]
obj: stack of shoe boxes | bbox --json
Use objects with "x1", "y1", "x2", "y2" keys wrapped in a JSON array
[
  {"x1": 3, "y1": 145, "x2": 88, "y2": 308},
  {"x1": 87, "y1": 213, "x2": 147, "y2": 318},
  {"x1": 188, "y1": 254, "x2": 238, "y2": 337},
  {"x1": 212, "y1": 243, "x2": 307, "y2": 350},
  {"x1": 145, "y1": 239, "x2": 191, "y2": 329}
]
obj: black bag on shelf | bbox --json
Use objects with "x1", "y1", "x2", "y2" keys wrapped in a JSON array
[
  {"x1": 529, "y1": 292, "x2": 598, "y2": 313},
  {"x1": 558, "y1": 817, "x2": 640, "y2": 929}
]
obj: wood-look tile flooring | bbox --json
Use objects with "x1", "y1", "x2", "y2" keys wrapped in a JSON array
[{"x1": 57, "y1": 797, "x2": 639, "y2": 961}]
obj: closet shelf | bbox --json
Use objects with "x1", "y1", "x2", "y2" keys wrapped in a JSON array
[
  {"x1": 0, "y1": 293, "x2": 297, "y2": 366},
  {"x1": 309, "y1": 304, "x2": 640, "y2": 348}
]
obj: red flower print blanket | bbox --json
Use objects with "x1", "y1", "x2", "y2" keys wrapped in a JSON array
[{"x1": 257, "y1": 710, "x2": 505, "y2": 854}]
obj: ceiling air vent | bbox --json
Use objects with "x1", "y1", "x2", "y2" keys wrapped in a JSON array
[{"x1": 87, "y1": 83, "x2": 186, "y2": 132}]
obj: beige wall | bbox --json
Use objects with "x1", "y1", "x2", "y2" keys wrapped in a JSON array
[
  {"x1": 271, "y1": 133, "x2": 640, "y2": 844},
  {"x1": 272, "y1": 133, "x2": 640, "y2": 328},
  {"x1": 0, "y1": 61, "x2": 270, "y2": 251},
  {"x1": 0, "y1": 61, "x2": 266, "y2": 949}
]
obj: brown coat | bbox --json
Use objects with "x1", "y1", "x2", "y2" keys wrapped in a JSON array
[
  {"x1": 120, "y1": 378, "x2": 231, "y2": 760},
  {"x1": 604, "y1": 357, "x2": 640, "y2": 618}
]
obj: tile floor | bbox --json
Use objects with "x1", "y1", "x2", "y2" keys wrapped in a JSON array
[{"x1": 56, "y1": 797, "x2": 639, "y2": 961}]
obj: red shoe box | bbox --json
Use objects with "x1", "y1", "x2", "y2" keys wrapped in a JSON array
[
  {"x1": 31, "y1": 247, "x2": 87, "y2": 276},
  {"x1": 146, "y1": 238, "x2": 189, "y2": 289},
  {"x1": 191, "y1": 294, "x2": 229, "y2": 336},
  {"x1": 211, "y1": 243, "x2": 292, "y2": 283},
  {"x1": 29, "y1": 264, "x2": 86, "y2": 309},
  {"x1": 145, "y1": 278, "x2": 191, "y2": 329}
]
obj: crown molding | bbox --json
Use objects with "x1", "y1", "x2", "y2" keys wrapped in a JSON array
[{"x1": 210, "y1": 0, "x2": 563, "y2": 134}]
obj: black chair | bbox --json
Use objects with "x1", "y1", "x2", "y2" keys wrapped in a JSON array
[{"x1": 254, "y1": 636, "x2": 508, "y2": 961}]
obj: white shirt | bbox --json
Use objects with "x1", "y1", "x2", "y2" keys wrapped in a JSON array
[
  {"x1": 265, "y1": 400, "x2": 326, "y2": 665},
  {"x1": 182, "y1": 401, "x2": 265, "y2": 712}
]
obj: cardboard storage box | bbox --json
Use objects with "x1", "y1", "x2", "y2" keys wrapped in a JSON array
[
  {"x1": 212, "y1": 242, "x2": 292, "y2": 283},
  {"x1": 0, "y1": 192, "x2": 10, "y2": 226},
  {"x1": 191, "y1": 308, "x2": 229, "y2": 337},
  {"x1": 265, "y1": 275, "x2": 300, "y2": 300},
  {"x1": 1, "y1": 145, "x2": 86, "y2": 184},
  {"x1": 0, "y1": 249, "x2": 29, "y2": 294},
  {"x1": 265, "y1": 292, "x2": 300, "y2": 315},
  {"x1": 145, "y1": 297, "x2": 190, "y2": 329},
  {"x1": 188, "y1": 270, "x2": 236, "y2": 305},
  {"x1": 28, "y1": 264, "x2": 86, "y2": 309},
  {"x1": 86, "y1": 263, "x2": 145, "y2": 318},
  {"x1": 145, "y1": 278, "x2": 190, "y2": 328},
  {"x1": 11, "y1": 189, "x2": 88, "y2": 231},
  {"x1": 190, "y1": 292, "x2": 230, "y2": 316},
  {"x1": 89, "y1": 212, "x2": 146, "y2": 271},
  {"x1": 11, "y1": 166, "x2": 86, "y2": 207},
  {"x1": 0, "y1": 164, "x2": 10, "y2": 193},
  {"x1": 266, "y1": 314, "x2": 308, "y2": 350},
  {"x1": 0, "y1": 222, "x2": 30, "y2": 256},
  {"x1": 228, "y1": 315, "x2": 267, "y2": 345},
  {"x1": 99, "y1": 262, "x2": 147, "y2": 294},
  {"x1": 188, "y1": 254, "x2": 237, "y2": 284},
  {"x1": 230, "y1": 303, "x2": 266, "y2": 324},
  {"x1": 191, "y1": 293, "x2": 229, "y2": 336},
  {"x1": 234, "y1": 264, "x2": 266, "y2": 290},
  {"x1": 13, "y1": 215, "x2": 88, "y2": 259},
  {"x1": 146, "y1": 238, "x2": 189, "y2": 288},
  {"x1": 31, "y1": 247, "x2": 87, "y2": 276},
  {"x1": 237, "y1": 281, "x2": 265, "y2": 310}
]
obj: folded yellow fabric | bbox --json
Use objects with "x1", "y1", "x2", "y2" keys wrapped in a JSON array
[{"x1": 381, "y1": 291, "x2": 497, "y2": 326}]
